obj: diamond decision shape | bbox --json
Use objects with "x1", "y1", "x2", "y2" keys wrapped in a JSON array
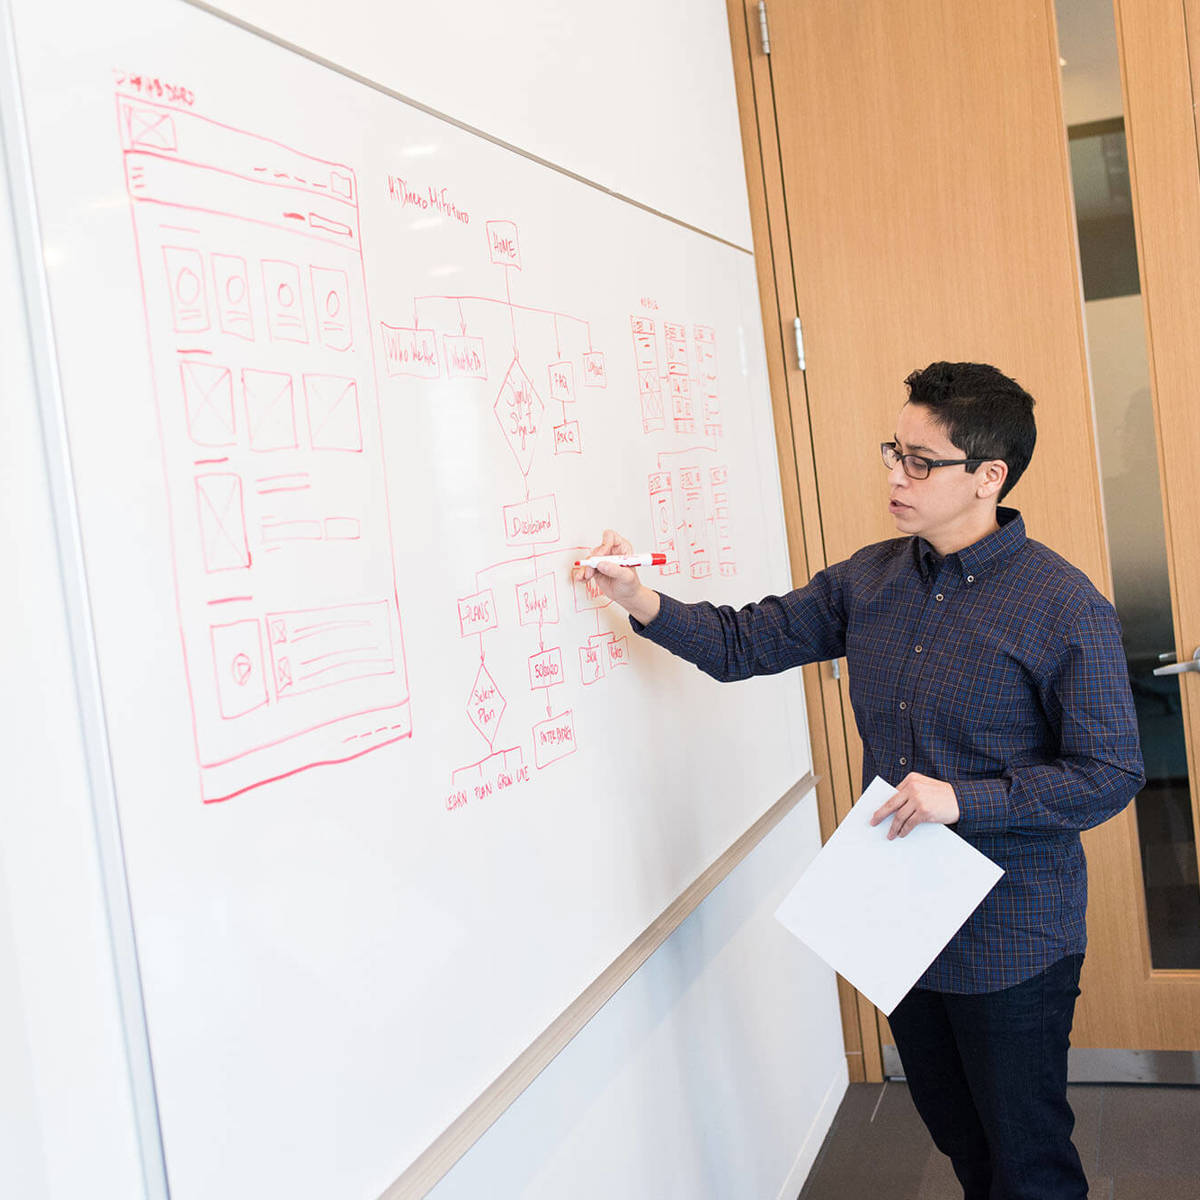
[
  {"x1": 467, "y1": 662, "x2": 506, "y2": 746},
  {"x1": 493, "y1": 358, "x2": 544, "y2": 475}
]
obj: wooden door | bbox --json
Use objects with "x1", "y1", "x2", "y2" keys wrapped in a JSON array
[
  {"x1": 728, "y1": 0, "x2": 1175, "y2": 1072},
  {"x1": 1074, "y1": 0, "x2": 1200, "y2": 1048}
]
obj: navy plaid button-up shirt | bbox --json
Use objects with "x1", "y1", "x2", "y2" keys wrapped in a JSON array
[{"x1": 633, "y1": 507, "x2": 1144, "y2": 993}]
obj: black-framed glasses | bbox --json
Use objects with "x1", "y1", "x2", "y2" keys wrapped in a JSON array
[{"x1": 880, "y1": 441, "x2": 990, "y2": 480}]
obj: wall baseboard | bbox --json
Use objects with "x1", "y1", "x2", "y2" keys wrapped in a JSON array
[
  {"x1": 774, "y1": 1061, "x2": 849, "y2": 1200},
  {"x1": 886, "y1": 1040, "x2": 1200, "y2": 1086}
]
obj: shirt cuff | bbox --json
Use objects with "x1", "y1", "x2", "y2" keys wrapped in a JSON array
[
  {"x1": 950, "y1": 777, "x2": 1009, "y2": 836},
  {"x1": 629, "y1": 591, "x2": 691, "y2": 653}
]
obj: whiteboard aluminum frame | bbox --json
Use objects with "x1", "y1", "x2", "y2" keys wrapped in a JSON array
[{"x1": 0, "y1": 1, "x2": 169, "y2": 1195}]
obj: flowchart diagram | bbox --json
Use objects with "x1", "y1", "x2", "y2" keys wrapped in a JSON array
[
  {"x1": 377, "y1": 220, "x2": 741, "y2": 811},
  {"x1": 117, "y1": 88, "x2": 743, "y2": 808}
]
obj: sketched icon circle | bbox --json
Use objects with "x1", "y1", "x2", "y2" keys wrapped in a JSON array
[
  {"x1": 231, "y1": 652, "x2": 253, "y2": 687},
  {"x1": 176, "y1": 268, "x2": 201, "y2": 303}
]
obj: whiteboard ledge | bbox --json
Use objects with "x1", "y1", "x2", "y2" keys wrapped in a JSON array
[{"x1": 382, "y1": 770, "x2": 820, "y2": 1200}]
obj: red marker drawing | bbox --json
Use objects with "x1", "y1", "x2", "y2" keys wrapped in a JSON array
[{"x1": 574, "y1": 552, "x2": 667, "y2": 568}]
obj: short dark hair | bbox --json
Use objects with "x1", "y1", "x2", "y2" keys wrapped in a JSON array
[{"x1": 903, "y1": 361, "x2": 1036, "y2": 501}]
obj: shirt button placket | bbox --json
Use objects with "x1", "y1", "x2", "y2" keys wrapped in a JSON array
[{"x1": 902, "y1": 572, "x2": 939, "y2": 780}]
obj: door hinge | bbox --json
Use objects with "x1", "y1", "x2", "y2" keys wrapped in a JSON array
[
  {"x1": 793, "y1": 316, "x2": 806, "y2": 371},
  {"x1": 758, "y1": 1, "x2": 771, "y2": 55}
]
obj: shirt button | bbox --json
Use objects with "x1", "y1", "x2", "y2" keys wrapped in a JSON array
[
  {"x1": 914, "y1": 645, "x2": 923, "y2": 653},
  {"x1": 966, "y1": 574, "x2": 975, "y2": 583},
  {"x1": 899, "y1": 756, "x2": 908, "y2": 765},
  {"x1": 899, "y1": 701, "x2": 907, "y2": 710},
  {"x1": 935, "y1": 593, "x2": 944, "y2": 602}
]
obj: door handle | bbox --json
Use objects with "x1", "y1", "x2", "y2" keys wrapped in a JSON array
[{"x1": 1152, "y1": 647, "x2": 1200, "y2": 676}]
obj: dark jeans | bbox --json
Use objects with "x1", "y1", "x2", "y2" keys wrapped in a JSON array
[{"x1": 888, "y1": 953, "x2": 1087, "y2": 1200}]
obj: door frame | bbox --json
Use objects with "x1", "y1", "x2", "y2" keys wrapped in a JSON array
[
  {"x1": 726, "y1": 0, "x2": 885, "y2": 1083},
  {"x1": 728, "y1": 0, "x2": 1200, "y2": 1079}
]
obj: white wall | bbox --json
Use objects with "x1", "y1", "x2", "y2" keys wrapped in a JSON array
[{"x1": 1, "y1": 2, "x2": 846, "y2": 1197}]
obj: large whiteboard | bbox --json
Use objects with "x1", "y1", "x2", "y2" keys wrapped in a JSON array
[{"x1": 7, "y1": 1, "x2": 810, "y2": 1196}]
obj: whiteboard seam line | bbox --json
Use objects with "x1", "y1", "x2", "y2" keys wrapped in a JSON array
[{"x1": 180, "y1": 0, "x2": 755, "y2": 256}]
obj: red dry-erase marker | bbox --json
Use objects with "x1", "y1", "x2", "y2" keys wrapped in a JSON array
[{"x1": 574, "y1": 553, "x2": 667, "y2": 568}]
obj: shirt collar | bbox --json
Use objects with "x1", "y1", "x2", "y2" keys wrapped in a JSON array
[{"x1": 913, "y1": 507, "x2": 1026, "y2": 583}]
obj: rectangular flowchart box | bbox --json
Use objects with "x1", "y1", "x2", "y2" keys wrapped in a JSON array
[
  {"x1": 457, "y1": 589, "x2": 498, "y2": 637},
  {"x1": 516, "y1": 573, "x2": 558, "y2": 627},
  {"x1": 528, "y1": 646, "x2": 564, "y2": 691},
  {"x1": 533, "y1": 709, "x2": 576, "y2": 768},
  {"x1": 503, "y1": 493, "x2": 559, "y2": 546}
]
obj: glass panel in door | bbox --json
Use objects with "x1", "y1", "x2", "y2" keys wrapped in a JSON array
[{"x1": 1060, "y1": 0, "x2": 1200, "y2": 969}]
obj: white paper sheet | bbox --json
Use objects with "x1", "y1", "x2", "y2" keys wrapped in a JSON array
[{"x1": 775, "y1": 776, "x2": 1004, "y2": 1014}]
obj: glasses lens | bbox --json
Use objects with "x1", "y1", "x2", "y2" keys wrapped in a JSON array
[
  {"x1": 881, "y1": 443, "x2": 898, "y2": 469},
  {"x1": 905, "y1": 455, "x2": 929, "y2": 479}
]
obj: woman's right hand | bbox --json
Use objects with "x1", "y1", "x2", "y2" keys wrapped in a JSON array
[{"x1": 572, "y1": 529, "x2": 661, "y2": 624}]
